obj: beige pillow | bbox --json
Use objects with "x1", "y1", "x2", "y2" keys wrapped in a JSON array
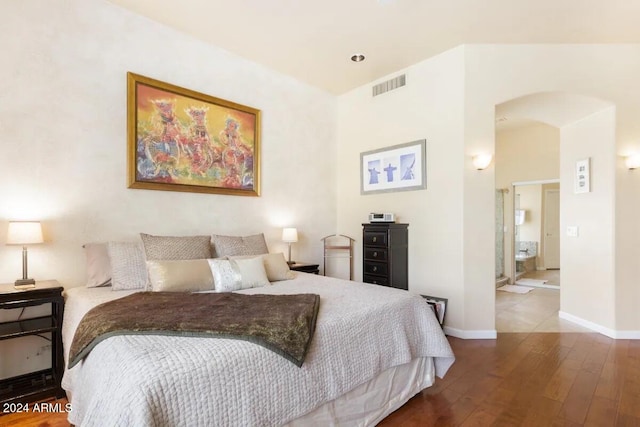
[
  {"x1": 83, "y1": 243, "x2": 112, "y2": 287},
  {"x1": 230, "y1": 253, "x2": 293, "y2": 282},
  {"x1": 233, "y1": 257, "x2": 270, "y2": 289},
  {"x1": 108, "y1": 242, "x2": 147, "y2": 290},
  {"x1": 211, "y1": 233, "x2": 269, "y2": 258},
  {"x1": 262, "y1": 253, "x2": 294, "y2": 281},
  {"x1": 140, "y1": 233, "x2": 212, "y2": 260},
  {"x1": 146, "y1": 259, "x2": 214, "y2": 292}
]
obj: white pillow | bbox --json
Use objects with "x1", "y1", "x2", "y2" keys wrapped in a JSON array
[
  {"x1": 146, "y1": 259, "x2": 214, "y2": 292},
  {"x1": 229, "y1": 253, "x2": 294, "y2": 282},
  {"x1": 207, "y1": 258, "x2": 270, "y2": 292},
  {"x1": 207, "y1": 259, "x2": 242, "y2": 292}
]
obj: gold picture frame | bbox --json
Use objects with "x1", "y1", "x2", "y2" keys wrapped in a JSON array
[{"x1": 127, "y1": 72, "x2": 261, "y2": 196}]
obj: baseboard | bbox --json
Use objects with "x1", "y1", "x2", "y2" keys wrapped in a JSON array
[
  {"x1": 558, "y1": 311, "x2": 640, "y2": 339},
  {"x1": 444, "y1": 326, "x2": 497, "y2": 339}
]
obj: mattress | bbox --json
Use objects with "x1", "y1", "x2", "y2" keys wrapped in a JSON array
[{"x1": 62, "y1": 273, "x2": 454, "y2": 426}]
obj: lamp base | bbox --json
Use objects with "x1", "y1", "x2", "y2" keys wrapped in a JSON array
[{"x1": 14, "y1": 278, "x2": 36, "y2": 290}]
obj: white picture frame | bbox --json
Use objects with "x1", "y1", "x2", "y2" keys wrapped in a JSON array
[
  {"x1": 360, "y1": 139, "x2": 427, "y2": 195},
  {"x1": 574, "y1": 158, "x2": 590, "y2": 194}
]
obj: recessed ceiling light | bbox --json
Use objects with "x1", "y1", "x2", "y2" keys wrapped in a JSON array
[{"x1": 351, "y1": 54, "x2": 365, "y2": 62}]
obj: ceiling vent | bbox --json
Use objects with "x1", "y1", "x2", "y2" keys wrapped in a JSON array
[{"x1": 372, "y1": 74, "x2": 406, "y2": 97}]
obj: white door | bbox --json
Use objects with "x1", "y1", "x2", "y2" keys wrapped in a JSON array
[{"x1": 543, "y1": 189, "x2": 560, "y2": 269}]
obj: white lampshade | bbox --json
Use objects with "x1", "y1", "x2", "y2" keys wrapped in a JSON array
[
  {"x1": 625, "y1": 154, "x2": 640, "y2": 170},
  {"x1": 282, "y1": 228, "x2": 298, "y2": 243},
  {"x1": 7, "y1": 221, "x2": 44, "y2": 245},
  {"x1": 472, "y1": 154, "x2": 493, "y2": 170}
]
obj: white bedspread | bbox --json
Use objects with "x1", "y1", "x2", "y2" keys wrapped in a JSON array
[{"x1": 62, "y1": 273, "x2": 454, "y2": 426}]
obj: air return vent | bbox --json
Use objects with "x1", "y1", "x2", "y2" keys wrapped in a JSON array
[{"x1": 372, "y1": 74, "x2": 406, "y2": 97}]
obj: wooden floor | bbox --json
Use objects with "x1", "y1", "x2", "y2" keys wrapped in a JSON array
[
  {"x1": 380, "y1": 333, "x2": 640, "y2": 426},
  {"x1": 2, "y1": 333, "x2": 638, "y2": 426}
]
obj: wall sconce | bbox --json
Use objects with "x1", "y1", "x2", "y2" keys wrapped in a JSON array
[
  {"x1": 472, "y1": 154, "x2": 493, "y2": 170},
  {"x1": 282, "y1": 227, "x2": 298, "y2": 265},
  {"x1": 625, "y1": 154, "x2": 640, "y2": 170},
  {"x1": 6, "y1": 221, "x2": 44, "y2": 289}
]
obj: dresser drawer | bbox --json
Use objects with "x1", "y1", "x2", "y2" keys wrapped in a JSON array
[
  {"x1": 363, "y1": 232, "x2": 387, "y2": 247},
  {"x1": 363, "y1": 275, "x2": 389, "y2": 286},
  {"x1": 363, "y1": 261, "x2": 388, "y2": 276},
  {"x1": 364, "y1": 247, "x2": 388, "y2": 262}
]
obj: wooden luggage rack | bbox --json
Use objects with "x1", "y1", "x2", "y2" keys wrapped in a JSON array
[{"x1": 321, "y1": 234, "x2": 355, "y2": 280}]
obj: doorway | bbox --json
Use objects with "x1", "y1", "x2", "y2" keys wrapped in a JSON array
[
  {"x1": 512, "y1": 181, "x2": 560, "y2": 289},
  {"x1": 496, "y1": 180, "x2": 564, "y2": 333}
]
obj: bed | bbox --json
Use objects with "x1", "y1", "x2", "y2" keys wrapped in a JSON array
[{"x1": 61, "y1": 271, "x2": 454, "y2": 426}]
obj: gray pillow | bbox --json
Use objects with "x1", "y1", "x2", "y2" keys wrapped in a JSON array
[
  {"x1": 140, "y1": 233, "x2": 212, "y2": 260},
  {"x1": 211, "y1": 233, "x2": 268, "y2": 258},
  {"x1": 108, "y1": 242, "x2": 147, "y2": 290}
]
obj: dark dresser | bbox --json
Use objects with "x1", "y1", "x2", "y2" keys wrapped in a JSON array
[
  {"x1": 0, "y1": 281, "x2": 65, "y2": 404},
  {"x1": 362, "y1": 223, "x2": 408, "y2": 290}
]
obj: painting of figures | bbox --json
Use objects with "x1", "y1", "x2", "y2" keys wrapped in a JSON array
[
  {"x1": 360, "y1": 139, "x2": 426, "y2": 195},
  {"x1": 127, "y1": 72, "x2": 261, "y2": 196}
]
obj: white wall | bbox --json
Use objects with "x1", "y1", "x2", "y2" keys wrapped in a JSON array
[
  {"x1": 465, "y1": 45, "x2": 638, "y2": 336},
  {"x1": 0, "y1": 0, "x2": 338, "y2": 288},
  {"x1": 337, "y1": 47, "x2": 467, "y2": 332},
  {"x1": 339, "y1": 44, "x2": 640, "y2": 337},
  {"x1": 540, "y1": 182, "x2": 560, "y2": 269},
  {"x1": 517, "y1": 185, "x2": 542, "y2": 244},
  {"x1": 560, "y1": 108, "x2": 616, "y2": 330}
]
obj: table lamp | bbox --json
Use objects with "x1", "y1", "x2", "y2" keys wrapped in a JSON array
[
  {"x1": 7, "y1": 221, "x2": 43, "y2": 289},
  {"x1": 282, "y1": 228, "x2": 298, "y2": 265}
]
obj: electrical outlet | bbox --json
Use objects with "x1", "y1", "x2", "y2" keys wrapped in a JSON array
[{"x1": 566, "y1": 226, "x2": 579, "y2": 237}]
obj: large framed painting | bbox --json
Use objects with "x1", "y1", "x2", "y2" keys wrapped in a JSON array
[
  {"x1": 127, "y1": 72, "x2": 261, "y2": 196},
  {"x1": 360, "y1": 139, "x2": 427, "y2": 195}
]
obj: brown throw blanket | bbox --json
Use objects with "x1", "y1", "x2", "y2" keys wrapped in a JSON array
[{"x1": 69, "y1": 292, "x2": 320, "y2": 368}]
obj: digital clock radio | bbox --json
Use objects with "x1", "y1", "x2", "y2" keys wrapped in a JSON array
[{"x1": 368, "y1": 213, "x2": 395, "y2": 223}]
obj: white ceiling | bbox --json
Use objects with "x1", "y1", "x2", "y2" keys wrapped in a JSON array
[{"x1": 108, "y1": 0, "x2": 640, "y2": 95}]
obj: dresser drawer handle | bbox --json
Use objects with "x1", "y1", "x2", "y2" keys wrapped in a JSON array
[
  {"x1": 372, "y1": 266, "x2": 377, "y2": 272},
  {"x1": 373, "y1": 251, "x2": 378, "y2": 257},
  {"x1": 372, "y1": 236, "x2": 377, "y2": 242}
]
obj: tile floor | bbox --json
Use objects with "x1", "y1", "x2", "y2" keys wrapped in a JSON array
[{"x1": 495, "y1": 270, "x2": 592, "y2": 333}]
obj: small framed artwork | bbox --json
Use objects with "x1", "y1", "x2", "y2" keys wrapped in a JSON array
[
  {"x1": 360, "y1": 139, "x2": 426, "y2": 195},
  {"x1": 574, "y1": 158, "x2": 591, "y2": 194},
  {"x1": 127, "y1": 72, "x2": 261, "y2": 196}
]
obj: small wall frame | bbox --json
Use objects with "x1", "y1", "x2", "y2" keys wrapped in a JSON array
[{"x1": 360, "y1": 139, "x2": 427, "y2": 195}]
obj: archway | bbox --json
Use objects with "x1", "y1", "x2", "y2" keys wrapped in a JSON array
[{"x1": 493, "y1": 91, "x2": 615, "y2": 333}]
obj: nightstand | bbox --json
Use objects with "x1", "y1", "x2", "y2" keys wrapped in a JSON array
[
  {"x1": 0, "y1": 280, "x2": 65, "y2": 404},
  {"x1": 289, "y1": 263, "x2": 320, "y2": 274}
]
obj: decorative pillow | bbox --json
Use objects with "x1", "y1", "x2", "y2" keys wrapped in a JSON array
[
  {"x1": 107, "y1": 242, "x2": 147, "y2": 291},
  {"x1": 229, "y1": 253, "x2": 294, "y2": 282},
  {"x1": 140, "y1": 233, "x2": 213, "y2": 260},
  {"x1": 233, "y1": 257, "x2": 271, "y2": 289},
  {"x1": 146, "y1": 259, "x2": 214, "y2": 292},
  {"x1": 211, "y1": 233, "x2": 269, "y2": 258},
  {"x1": 207, "y1": 259, "x2": 242, "y2": 292},
  {"x1": 262, "y1": 253, "x2": 295, "y2": 281},
  {"x1": 207, "y1": 257, "x2": 270, "y2": 292},
  {"x1": 83, "y1": 243, "x2": 112, "y2": 287}
]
